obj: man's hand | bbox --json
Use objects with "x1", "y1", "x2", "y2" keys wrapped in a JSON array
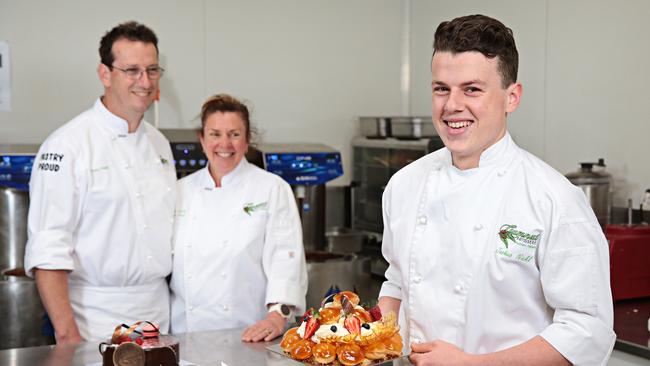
[
  {"x1": 241, "y1": 311, "x2": 286, "y2": 342},
  {"x1": 410, "y1": 340, "x2": 475, "y2": 366},
  {"x1": 55, "y1": 329, "x2": 83, "y2": 345}
]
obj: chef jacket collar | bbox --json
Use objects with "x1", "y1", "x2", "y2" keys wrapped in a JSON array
[
  {"x1": 477, "y1": 131, "x2": 513, "y2": 167},
  {"x1": 199, "y1": 158, "x2": 251, "y2": 190},
  {"x1": 442, "y1": 132, "x2": 514, "y2": 174},
  {"x1": 93, "y1": 98, "x2": 146, "y2": 139}
]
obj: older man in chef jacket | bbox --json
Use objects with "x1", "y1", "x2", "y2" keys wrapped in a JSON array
[
  {"x1": 24, "y1": 21, "x2": 175, "y2": 343},
  {"x1": 378, "y1": 14, "x2": 615, "y2": 366}
]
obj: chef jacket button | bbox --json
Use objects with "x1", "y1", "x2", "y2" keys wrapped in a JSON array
[
  {"x1": 189, "y1": 306, "x2": 194, "y2": 311},
  {"x1": 222, "y1": 305, "x2": 229, "y2": 311},
  {"x1": 146, "y1": 255, "x2": 152, "y2": 260},
  {"x1": 136, "y1": 192, "x2": 142, "y2": 198},
  {"x1": 166, "y1": 186, "x2": 171, "y2": 192},
  {"x1": 417, "y1": 216, "x2": 427, "y2": 225},
  {"x1": 413, "y1": 337, "x2": 421, "y2": 344},
  {"x1": 474, "y1": 224, "x2": 483, "y2": 231},
  {"x1": 143, "y1": 224, "x2": 148, "y2": 229},
  {"x1": 497, "y1": 170, "x2": 506, "y2": 177},
  {"x1": 221, "y1": 272, "x2": 227, "y2": 279},
  {"x1": 187, "y1": 273, "x2": 193, "y2": 279},
  {"x1": 223, "y1": 240, "x2": 229, "y2": 245},
  {"x1": 186, "y1": 243, "x2": 192, "y2": 248},
  {"x1": 413, "y1": 276, "x2": 422, "y2": 284},
  {"x1": 454, "y1": 284, "x2": 464, "y2": 294}
]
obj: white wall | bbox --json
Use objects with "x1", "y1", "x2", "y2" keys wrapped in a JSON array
[
  {"x1": 1, "y1": 0, "x2": 649, "y2": 204},
  {"x1": 545, "y1": 0, "x2": 650, "y2": 206}
]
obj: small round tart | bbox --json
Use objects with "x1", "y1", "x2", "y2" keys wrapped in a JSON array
[
  {"x1": 383, "y1": 333, "x2": 403, "y2": 357},
  {"x1": 333, "y1": 291, "x2": 360, "y2": 306},
  {"x1": 337, "y1": 343, "x2": 364, "y2": 366},
  {"x1": 319, "y1": 307, "x2": 341, "y2": 324},
  {"x1": 280, "y1": 328, "x2": 302, "y2": 352},
  {"x1": 363, "y1": 341, "x2": 388, "y2": 360},
  {"x1": 290, "y1": 339, "x2": 314, "y2": 360},
  {"x1": 312, "y1": 342, "x2": 337, "y2": 364}
]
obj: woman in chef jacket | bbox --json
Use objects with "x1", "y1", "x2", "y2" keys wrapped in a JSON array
[{"x1": 169, "y1": 94, "x2": 308, "y2": 342}]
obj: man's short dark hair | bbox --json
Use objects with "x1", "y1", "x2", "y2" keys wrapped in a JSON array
[
  {"x1": 433, "y1": 14, "x2": 518, "y2": 88},
  {"x1": 99, "y1": 21, "x2": 158, "y2": 67}
]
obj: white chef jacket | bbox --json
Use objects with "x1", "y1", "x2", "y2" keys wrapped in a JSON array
[
  {"x1": 379, "y1": 133, "x2": 615, "y2": 366},
  {"x1": 24, "y1": 98, "x2": 176, "y2": 341},
  {"x1": 169, "y1": 159, "x2": 307, "y2": 333}
]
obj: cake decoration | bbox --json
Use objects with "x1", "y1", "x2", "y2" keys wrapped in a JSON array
[
  {"x1": 279, "y1": 291, "x2": 403, "y2": 365},
  {"x1": 99, "y1": 321, "x2": 179, "y2": 366}
]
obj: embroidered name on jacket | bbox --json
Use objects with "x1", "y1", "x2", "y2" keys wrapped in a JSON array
[{"x1": 496, "y1": 224, "x2": 541, "y2": 263}]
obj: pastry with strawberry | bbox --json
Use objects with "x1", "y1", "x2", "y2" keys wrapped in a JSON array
[{"x1": 278, "y1": 291, "x2": 402, "y2": 365}]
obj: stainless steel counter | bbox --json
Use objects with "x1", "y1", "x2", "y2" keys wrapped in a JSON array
[
  {"x1": 0, "y1": 328, "x2": 410, "y2": 366},
  {"x1": 3, "y1": 328, "x2": 647, "y2": 366}
]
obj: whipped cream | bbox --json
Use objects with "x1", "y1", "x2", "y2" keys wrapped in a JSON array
[
  {"x1": 296, "y1": 320, "x2": 306, "y2": 338},
  {"x1": 313, "y1": 318, "x2": 350, "y2": 343},
  {"x1": 360, "y1": 321, "x2": 377, "y2": 336}
]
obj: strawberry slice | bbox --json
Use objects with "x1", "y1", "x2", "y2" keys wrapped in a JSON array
[
  {"x1": 303, "y1": 317, "x2": 320, "y2": 339},
  {"x1": 368, "y1": 305, "x2": 382, "y2": 321},
  {"x1": 302, "y1": 308, "x2": 314, "y2": 322},
  {"x1": 344, "y1": 316, "x2": 361, "y2": 334}
]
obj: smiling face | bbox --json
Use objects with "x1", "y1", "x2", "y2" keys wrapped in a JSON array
[
  {"x1": 98, "y1": 39, "x2": 159, "y2": 126},
  {"x1": 200, "y1": 111, "x2": 249, "y2": 184},
  {"x1": 431, "y1": 51, "x2": 521, "y2": 170}
]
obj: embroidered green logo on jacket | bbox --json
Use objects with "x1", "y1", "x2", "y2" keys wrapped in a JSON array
[
  {"x1": 496, "y1": 224, "x2": 541, "y2": 264},
  {"x1": 498, "y1": 224, "x2": 540, "y2": 249},
  {"x1": 243, "y1": 202, "x2": 268, "y2": 216}
]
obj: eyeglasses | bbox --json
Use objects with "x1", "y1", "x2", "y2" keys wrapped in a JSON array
[{"x1": 110, "y1": 65, "x2": 165, "y2": 80}]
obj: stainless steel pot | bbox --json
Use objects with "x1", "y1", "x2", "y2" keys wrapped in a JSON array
[
  {"x1": 1, "y1": 186, "x2": 29, "y2": 271},
  {"x1": 566, "y1": 159, "x2": 611, "y2": 227},
  {"x1": 305, "y1": 252, "x2": 373, "y2": 309}
]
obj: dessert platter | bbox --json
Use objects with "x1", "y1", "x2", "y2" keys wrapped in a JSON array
[
  {"x1": 99, "y1": 321, "x2": 179, "y2": 366},
  {"x1": 271, "y1": 291, "x2": 404, "y2": 365}
]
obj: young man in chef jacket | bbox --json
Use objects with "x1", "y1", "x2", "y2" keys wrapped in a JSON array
[
  {"x1": 24, "y1": 21, "x2": 176, "y2": 343},
  {"x1": 378, "y1": 14, "x2": 615, "y2": 365}
]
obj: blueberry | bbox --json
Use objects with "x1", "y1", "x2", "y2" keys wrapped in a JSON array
[
  {"x1": 330, "y1": 325, "x2": 337, "y2": 332},
  {"x1": 362, "y1": 323, "x2": 370, "y2": 329}
]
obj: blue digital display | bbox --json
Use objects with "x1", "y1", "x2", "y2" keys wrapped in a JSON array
[
  {"x1": 0, "y1": 155, "x2": 36, "y2": 191},
  {"x1": 264, "y1": 152, "x2": 343, "y2": 185}
]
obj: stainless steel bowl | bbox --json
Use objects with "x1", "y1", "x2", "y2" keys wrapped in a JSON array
[
  {"x1": 391, "y1": 116, "x2": 435, "y2": 139},
  {"x1": 359, "y1": 117, "x2": 391, "y2": 139}
]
